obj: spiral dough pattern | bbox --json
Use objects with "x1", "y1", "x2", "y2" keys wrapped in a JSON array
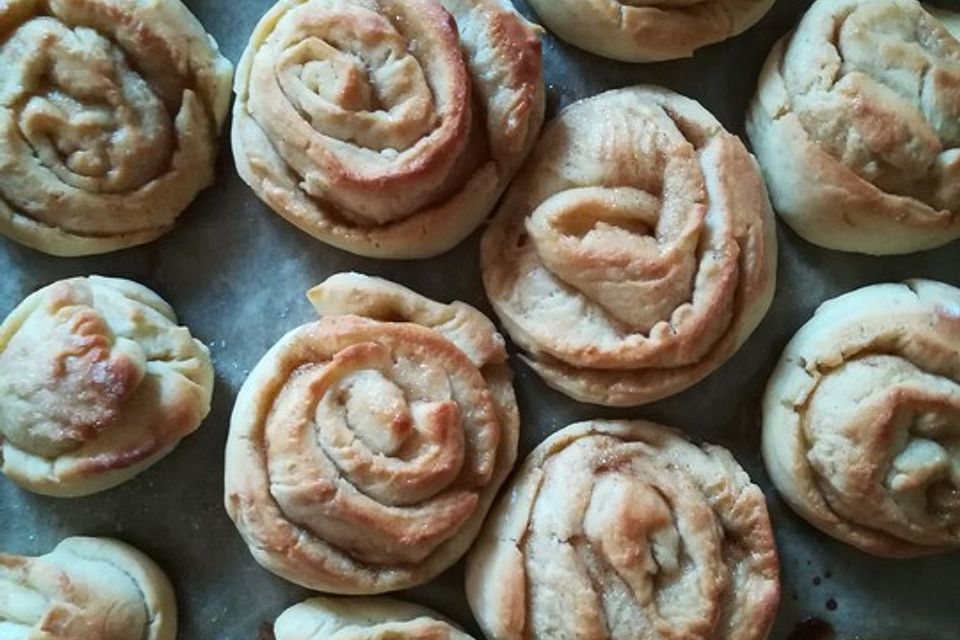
[
  {"x1": 0, "y1": 0, "x2": 233, "y2": 256},
  {"x1": 224, "y1": 273, "x2": 519, "y2": 593},
  {"x1": 232, "y1": 0, "x2": 544, "y2": 259},
  {"x1": 747, "y1": 0, "x2": 960, "y2": 255},
  {"x1": 466, "y1": 420, "x2": 780, "y2": 640},
  {"x1": 763, "y1": 280, "x2": 960, "y2": 557},
  {"x1": 0, "y1": 276, "x2": 214, "y2": 497},
  {"x1": 272, "y1": 596, "x2": 475, "y2": 640},
  {"x1": 0, "y1": 537, "x2": 177, "y2": 640},
  {"x1": 482, "y1": 86, "x2": 776, "y2": 407},
  {"x1": 526, "y1": 0, "x2": 775, "y2": 63}
]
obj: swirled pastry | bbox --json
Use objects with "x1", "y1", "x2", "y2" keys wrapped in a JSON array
[
  {"x1": 0, "y1": 0, "x2": 233, "y2": 256},
  {"x1": 0, "y1": 276, "x2": 214, "y2": 496},
  {"x1": 232, "y1": 0, "x2": 544, "y2": 259},
  {"x1": 466, "y1": 420, "x2": 781, "y2": 640},
  {"x1": 0, "y1": 536, "x2": 176, "y2": 640},
  {"x1": 763, "y1": 280, "x2": 960, "y2": 557},
  {"x1": 271, "y1": 596, "x2": 474, "y2": 639},
  {"x1": 747, "y1": 0, "x2": 960, "y2": 255},
  {"x1": 482, "y1": 86, "x2": 777, "y2": 407},
  {"x1": 224, "y1": 273, "x2": 519, "y2": 593},
  {"x1": 526, "y1": 0, "x2": 775, "y2": 62}
]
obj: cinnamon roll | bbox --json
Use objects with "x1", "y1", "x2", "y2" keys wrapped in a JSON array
[
  {"x1": 0, "y1": 536, "x2": 176, "y2": 640},
  {"x1": 0, "y1": 276, "x2": 214, "y2": 497},
  {"x1": 0, "y1": 0, "x2": 233, "y2": 256},
  {"x1": 482, "y1": 86, "x2": 777, "y2": 407},
  {"x1": 747, "y1": 0, "x2": 960, "y2": 255},
  {"x1": 526, "y1": 0, "x2": 775, "y2": 62},
  {"x1": 763, "y1": 280, "x2": 960, "y2": 557},
  {"x1": 232, "y1": 0, "x2": 544, "y2": 259},
  {"x1": 271, "y1": 597, "x2": 474, "y2": 639},
  {"x1": 224, "y1": 273, "x2": 519, "y2": 593},
  {"x1": 466, "y1": 420, "x2": 781, "y2": 640}
]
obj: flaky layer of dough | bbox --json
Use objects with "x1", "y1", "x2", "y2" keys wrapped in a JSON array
[
  {"x1": 747, "y1": 0, "x2": 960, "y2": 255},
  {"x1": 232, "y1": 0, "x2": 544, "y2": 259},
  {"x1": 0, "y1": 276, "x2": 213, "y2": 496},
  {"x1": 466, "y1": 420, "x2": 780, "y2": 640},
  {"x1": 0, "y1": 0, "x2": 233, "y2": 256},
  {"x1": 527, "y1": 0, "x2": 775, "y2": 62},
  {"x1": 273, "y1": 596, "x2": 475, "y2": 640},
  {"x1": 0, "y1": 536, "x2": 176, "y2": 640},
  {"x1": 763, "y1": 280, "x2": 960, "y2": 557},
  {"x1": 482, "y1": 86, "x2": 776, "y2": 406},
  {"x1": 224, "y1": 273, "x2": 519, "y2": 593}
]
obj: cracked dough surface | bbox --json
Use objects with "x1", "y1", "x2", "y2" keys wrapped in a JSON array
[
  {"x1": 272, "y1": 596, "x2": 475, "y2": 640},
  {"x1": 466, "y1": 419, "x2": 780, "y2": 640},
  {"x1": 231, "y1": 0, "x2": 544, "y2": 258},
  {"x1": 482, "y1": 86, "x2": 776, "y2": 407},
  {"x1": 526, "y1": 0, "x2": 775, "y2": 62},
  {"x1": 0, "y1": 536, "x2": 176, "y2": 640},
  {"x1": 224, "y1": 272, "x2": 519, "y2": 593},
  {"x1": 747, "y1": 0, "x2": 960, "y2": 254},
  {"x1": 0, "y1": 276, "x2": 214, "y2": 497},
  {"x1": 0, "y1": 0, "x2": 233, "y2": 256},
  {"x1": 763, "y1": 280, "x2": 960, "y2": 557}
]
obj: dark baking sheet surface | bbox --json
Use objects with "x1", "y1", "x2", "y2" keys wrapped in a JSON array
[{"x1": 2, "y1": 0, "x2": 959, "y2": 638}]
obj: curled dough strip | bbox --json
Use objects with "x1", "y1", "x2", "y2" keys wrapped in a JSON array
[
  {"x1": 466, "y1": 420, "x2": 780, "y2": 640},
  {"x1": 272, "y1": 596, "x2": 475, "y2": 640},
  {"x1": 0, "y1": 536, "x2": 176, "y2": 640},
  {"x1": 763, "y1": 280, "x2": 960, "y2": 557},
  {"x1": 224, "y1": 273, "x2": 519, "y2": 593},
  {"x1": 232, "y1": 0, "x2": 544, "y2": 259},
  {"x1": 0, "y1": 276, "x2": 214, "y2": 497},
  {"x1": 0, "y1": 0, "x2": 233, "y2": 256},
  {"x1": 526, "y1": 0, "x2": 775, "y2": 63},
  {"x1": 747, "y1": 0, "x2": 960, "y2": 254},
  {"x1": 482, "y1": 86, "x2": 776, "y2": 407}
]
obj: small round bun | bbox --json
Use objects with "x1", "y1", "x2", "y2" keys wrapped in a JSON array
[
  {"x1": 232, "y1": 0, "x2": 544, "y2": 258},
  {"x1": 527, "y1": 0, "x2": 775, "y2": 62},
  {"x1": 272, "y1": 596, "x2": 474, "y2": 639},
  {"x1": 0, "y1": 536, "x2": 176, "y2": 640},
  {"x1": 0, "y1": 276, "x2": 214, "y2": 496},
  {"x1": 0, "y1": 0, "x2": 233, "y2": 256},
  {"x1": 225, "y1": 273, "x2": 519, "y2": 593},
  {"x1": 482, "y1": 86, "x2": 777, "y2": 406},
  {"x1": 747, "y1": 0, "x2": 960, "y2": 255},
  {"x1": 763, "y1": 280, "x2": 960, "y2": 557},
  {"x1": 466, "y1": 420, "x2": 781, "y2": 640}
]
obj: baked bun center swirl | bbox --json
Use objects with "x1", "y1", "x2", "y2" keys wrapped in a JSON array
[
  {"x1": 482, "y1": 86, "x2": 776, "y2": 406},
  {"x1": 263, "y1": 322, "x2": 499, "y2": 566},
  {"x1": 787, "y1": 1, "x2": 960, "y2": 208},
  {"x1": 225, "y1": 273, "x2": 519, "y2": 593},
  {"x1": 247, "y1": 0, "x2": 469, "y2": 225},
  {"x1": 466, "y1": 421, "x2": 780, "y2": 640},
  {"x1": 0, "y1": 0, "x2": 232, "y2": 255},
  {"x1": 805, "y1": 355, "x2": 960, "y2": 537},
  {"x1": 763, "y1": 280, "x2": 960, "y2": 556}
]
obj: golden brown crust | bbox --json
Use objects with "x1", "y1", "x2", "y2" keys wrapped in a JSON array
[
  {"x1": 482, "y1": 86, "x2": 777, "y2": 406},
  {"x1": 0, "y1": 0, "x2": 233, "y2": 256},
  {"x1": 224, "y1": 273, "x2": 519, "y2": 593},
  {"x1": 273, "y1": 596, "x2": 475, "y2": 640},
  {"x1": 466, "y1": 420, "x2": 781, "y2": 640},
  {"x1": 232, "y1": 0, "x2": 544, "y2": 259},
  {"x1": 0, "y1": 276, "x2": 214, "y2": 496},
  {"x1": 526, "y1": 0, "x2": 775, "y2": 62},
  {"x1": 747, "y1": 0, "x2": 960, "y2": 255},
  {"x1": 0, "y1": 536, "x2": 177, "y2": 640},
  {"x1": 763, "y1": 280, "x2": 960, "y2": 557}
]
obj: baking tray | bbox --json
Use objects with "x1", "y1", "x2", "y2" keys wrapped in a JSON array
[{"x1": 2, "y1": 0, "x2": 959, "y2": 637}]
